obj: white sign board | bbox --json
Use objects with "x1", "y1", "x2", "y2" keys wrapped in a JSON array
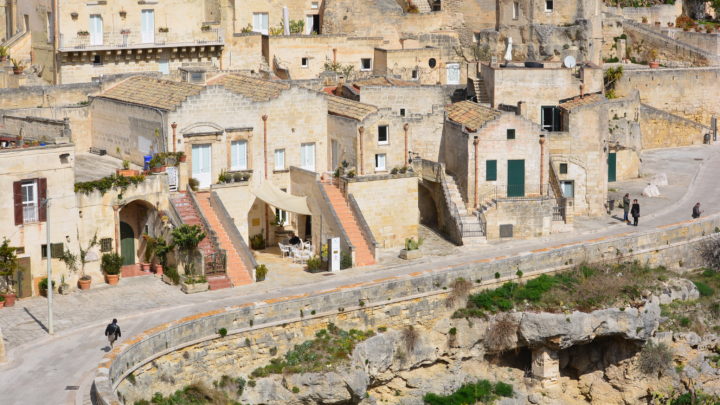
[
  {"x1": 166, "y1": 166, "x2": 178, "y2": 192},
  {"x1": 329, "y1": 237, "x2": 340, "y2": 272}
]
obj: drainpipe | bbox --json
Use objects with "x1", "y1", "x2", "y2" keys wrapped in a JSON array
[
  {"x1": 579, "y1": 83, "x2": 585, "y2": 98},
  {"x1": 539, "y1": 135, "x2": 546, "y2": 195},
  {"x1": 473, "y1": 136, "x2": 479, "y2": 208},
  {"x1": 358, "y1": 126, "x2": 364, "y2": 175},
  {"x1": 171, "y1": 122, "x2": 177, "y2": 153},
  {"x1": 332, "y1": 48, "x2": 337, "y2": 63},
  {"x1": 403, "y1": 123, "x2": 409, "y2": 169},
  {"x1": 262, "y1": 114, "x2": 268, "y2": 179},
  {"x1": 53, "y1": 0, "x2": 60, "y2": 84}
]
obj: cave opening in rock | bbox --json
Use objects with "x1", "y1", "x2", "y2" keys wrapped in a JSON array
[
  {"x1": 559, "y1": 336, "x2": 641, "y2": 379},
  {"x1": 485, "y1": 346, "x2": 532, "y2": 374}
]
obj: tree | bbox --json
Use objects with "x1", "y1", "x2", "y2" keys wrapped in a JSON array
[
  {"x1": 78, "y1": 231, "x2": 99, "y2": 280},
  {"x1": 0, "y1": 238, "x2": 19, "y2": 293},
  {"x1": 171, "y1": 225, "x2": 206, "y2": 277}
]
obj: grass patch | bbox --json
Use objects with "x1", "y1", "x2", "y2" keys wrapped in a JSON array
[
  {"x1": 134, "y1": 382, "x2": 241, "y2": 405},
  {"x1": 660, "y1": 268, "x2": 720, "y2": 334},
  {"x1": 453, "y1": 263, "x2": 670, "y2": 317},
  {"x1": 423, "y1": 379, "x2": 513, "y2": 405},
  {"x1": 250, "y1": 323, "x2": 374, "y2": 378}
]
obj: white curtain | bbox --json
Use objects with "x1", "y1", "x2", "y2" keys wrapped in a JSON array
[{"x1": 231, "y1": 140, "x2": 248, "y2": 170}]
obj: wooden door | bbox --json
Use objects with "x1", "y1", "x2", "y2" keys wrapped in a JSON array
[
  {"x1": 507, "y1": 159, "x2": 525, "y2": 197},
  {"x1": 120, "y1": 221, "x2": 135, "y2": 266}
]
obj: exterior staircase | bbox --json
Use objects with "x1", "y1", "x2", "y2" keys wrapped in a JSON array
[
  {"x1": 169, "y1": 192, "x2": 232, "y2": 290},
  {"x1": 195, "y1": 192, "x2": 253, "y2": 286},
  {"x1": 323, "y1": 183, "x2": 376, "y2": 266},
  {"x1": 444, "y1": 174, "x2": 486, "y2": 245},
  {"x1": 473, "y1": 76, "x2": 491, "y2": 104},
  {"x1": 410, "y1": 0, "x2": 432, "y2": 13}
]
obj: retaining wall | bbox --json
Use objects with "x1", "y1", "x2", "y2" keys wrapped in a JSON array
[{"x1": 93, "y1": 214, "x2": 720, "y2": 404}]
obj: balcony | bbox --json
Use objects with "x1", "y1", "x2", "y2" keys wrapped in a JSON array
[{"x1": 58, "y1": 28, "x2": 224, "y2": 52}]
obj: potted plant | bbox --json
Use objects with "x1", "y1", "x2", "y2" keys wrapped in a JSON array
[
  {"x1": 149, "y1": 154, "x2": 166, "y2": 173},
  {"x1": 177, "y1": 151, "x2": 186, "y2": 162},
  {"x1": 201, "y1": 25, "x2": 211, "y2": 32},
  {"x1": 255, "y1": 264, "x2": 268, "y2": 281},
  {"x1": 77, "y1": 30, "x2": 90, "y2": 37},
  {"x1": 159, "y1": 27, "x2": 170, "y2": 33},
  {"x1": 172, "y1": 224, "x2": 209, "y2": 294},
  {"x1": 58, "y1": 275, "x2": 71, "y2": 295},
  {"x1": 233, "y1": 172, "x2": 244, "y2": 182},
  {"x1": 70, "y1": 12, "x2": 79, "y2": 20},
  {"x1": 141, "y1": 234, "x2": 157, "y2": 271},
  {"x1": 250, "y1": 233, "x2": 265, "y2": 250},
  {"x1": 218, "y1": 170, "x2": 230, "y2": 184},
  {"x1": 101, "y1": 253, "x2": 122, "y2": 285},
  {"x1": 120, "y1": 29, "x2": 131, "y2": 35},
  {"x1": 188, "y1": 177, "x2": 199, "y2": 191},
  {"x1": 0, "y1": 46, "x2": 8, "y2": 62},
  {"x1": 0, "y1": 295, "x2": 4, "y2": 308},
  {"x1": 400, "y1": 237, "x2": 423, "y2": 260},
  {"x1": 39, "y1": 277, "x2": 55, "y2": 297},
  {"x1": 77, "y1": 234, "x2": 99, "y2": 290},
  {"x1": 119, "y1": 9, "x2": 127, "y2": 18},
  {"x1": 117, "y1": 160, "x2": 139, "y2": 176},
  {"x1": 153, "y1": 237, "x2": 172, "y2": 276},
  {"x1": 0, "y1": 238, "x2": 19, "y2": 306},
  {"x1": 10, "y1": 58, "x2": 25, "y2": 75},
  {"x1": 647, "y1": 48, "x2": 659, "y2": 68}
]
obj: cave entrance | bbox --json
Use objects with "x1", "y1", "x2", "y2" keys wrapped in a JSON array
[
  {"x1": 485, "y1": 346, "x2": 532, "y2": 374},
  {"x1": 559, "y1": 336, "x2": 641, "y2": 379}
]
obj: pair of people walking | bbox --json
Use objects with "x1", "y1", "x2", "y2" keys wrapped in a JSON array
[{"x1": 622, "y1": 194, "x2": 641, "y2": 226}]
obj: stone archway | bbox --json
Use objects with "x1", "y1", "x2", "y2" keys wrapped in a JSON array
[{"x1": 118, "y1": 199, "x2": 159, "y2": 268}]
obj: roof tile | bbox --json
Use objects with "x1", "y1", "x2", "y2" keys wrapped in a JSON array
[
  {"x1": 446, "y1": 100, "x2": 502, "y2": 131},
  {"x1": 327, "y1": 95, "x2": 378, "y2": 121},
  {"x1": 98, "y1": 76, "x2": 203, "y2": 110},
  {"x1": 208, "y1": 74, "x2": 290, "y2": 102}
]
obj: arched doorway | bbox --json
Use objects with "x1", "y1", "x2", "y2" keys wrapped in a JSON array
[{"x1": 120, "y1": 221, "x2": 135, "y2": 265}]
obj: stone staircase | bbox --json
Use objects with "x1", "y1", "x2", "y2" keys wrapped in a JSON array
[
  {"x1": 323, "y1": 183, "x2": 376, "y2": 266},
  {"x1": 410, "y1": 0, "x2": 432, "y2": 13},
  {"x1": 444, "y1": 174, "x2": 486, "y2": 245},
  {"x1": 473, "y1": 76, "x2": 491, "y2": 104},
  {"x1": 170, "y1": 192, "x2": 232, "y2": 290},
  {"x1": 195, "y1": 192, "x2": 253, "y2": 287}
]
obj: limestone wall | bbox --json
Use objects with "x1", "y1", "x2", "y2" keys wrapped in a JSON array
[
  {"x1": 1, "y1": 114, "x2": 68, "y2": 141},
  {"x1": 224, "y1": 34, "x2": 266, "y2": 71},
  {"x1": 623, "y1": 20, "x2": 717, "y2": 67},
  {"x1": 606, "y1": 1, "x2": 683, "y2": 27},
  {"x1": 94, "y1": 213, "x2": 720, "y2": 404},
  {"x1": 614, "y1": 67, "x2": 720, "y2": 127},
  {"x1": 373, "y1": 47, "x2": 466, "y2": 86},
  {"x1": 212, "y1": 183, "x2": 257, "y2": 242},
  {"x1": 344, "y1": 174, "x2": 419, "y2": 248},
  {"x1": 670, "y1": 30, "x2": 720, "y2": 56},
  {"x1": 328, "y1": 114, "x2": 358, "y2": 169},
  {"x1": 358, "y1": 85, "x2": 446, "y2": 116},
  {"x1": 1, "y1": 106, "x2": 92, "y2": 152},
  {"x1": 59, "y1": 56, "x2": 219, "y2": 85},
  {"x1": 640, "y1": 104, "x2": 708, "y2": 149}
]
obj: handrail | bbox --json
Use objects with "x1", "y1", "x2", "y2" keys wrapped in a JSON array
[
  {"x1": 347, "y1": 194, "x2": 378, "y2": 258},
  {"x1": 548, "y1": 163, "x2": 568, "y2": 223},
  {"x1": 317, "y1": 181, "x2": 355, "y2": 262},
  {"x1": 414, "y1": 158, "x2": 464, "y2": 244},
  {"x1": 186, "y1": 187, "x2": 226, "y2": 275},
  {"x1": 209, "y1": 191, "x2": 258, "y2": 277}
]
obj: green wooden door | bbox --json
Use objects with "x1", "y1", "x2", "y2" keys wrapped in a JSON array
[
  {"x1": 120, "y1": 221, "x2": 135, "y2": 266},
  {"x1": 608, "y1": 152, "x2": 617, "y2": 183},
  {"x1": 507, "y1": 160, "x2": 525, "y2": 197}
]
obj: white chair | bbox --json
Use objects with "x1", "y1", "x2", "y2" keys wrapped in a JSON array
[
  {"x1": 291, "y1": 247, "x2": 302, "y2": 263},
  {"x1": 278, "y1": 243, "x2": 291, "y2": 258}
]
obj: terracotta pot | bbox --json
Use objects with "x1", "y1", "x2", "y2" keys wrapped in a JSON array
[
  {"x1": 150, "y1": 166, "x2": 166, "y2": 173},
  {"x1": 116, "y1": 169, "x2": 139, "y2": 177},
  {"x1": 105, "y1": 274, "x2": 120, "y2": 286},
  {"x1": 648, "y1": 61, "x2": 660, "y2": 68},
  {"x1": 178, "y1": 155, "x2": 187, "y2": 162},
  {"x1": 12, "y1": 68, "x2": 23, "y2": 75},
  {"x1": 78, "y1": 278, "x2": 92, "y2": 290},
  {"x1": 0, "y1": 56, "x2": 6, "y2": 62},
  {"x1": 40, "y1": 288, "x2": 48, "y2": 297},
  {"x1": 2, "y1": 293, "x2": 16, "y2": 307},
  {"x1": 0, "y1": 300, "x2": 4, "y2": 308},
  {"x1": 154, "y1": 264, "x2": 164, "y2": 276},
  {"x1": 141, "y1": 262, "x2": 151, "y2": 272}
]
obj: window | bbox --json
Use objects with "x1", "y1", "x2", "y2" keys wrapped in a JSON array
[
  {"x1": 446, "y1": 63, "x2": 461, "y2": 85},
  {"x1": 545, "y1": 0, "x2": 553, "y2": 11},
  {"x1": 506, "y1": 129, "x2": 516, "y2": 140},
  {"x1": 560, "y1": 181, "x2": 574, "y2": 198},
  {"x1": 89, "y1": 14, "x2": 103, "y2": 46},
  {"x1": 428, "y1": 58, "x2": 437, "y2": 68},
  {"x1": 274, "y1": 208, "x2": 288, "y2": 226},
  {"x1": 400, "y1": 108, "x2": 406, "y2": 117},
  {"x1": 559, "y1": 163, "x2": 568, "y2": 174},
  {"x1": 411, "y1": 69, "x2": 418, "y2": 80},
  {"x1": 41, "y1": 243, "x2": 64, "y2": 259},
  {"x1": 301, "y1": 57, "x2": 309, "y2": 67},
  {"x1": 93, "y1": 55, "x2": 102, "y2": 65},
  {"x1": 541, "y1": 106, "x2": 562, "y2": 132},
  {"x1": 473, "y1": 33, "x2": 481, "y2": 43},
  {"x1": 274, "y1": 149, "x2": 285, "y2": 170},
  {"x1": 189, "y1": 71, "x2": 205, "y2": 83},
  {"x1": 231, "y1": 140, "x2": 248, "y2": 170},
  {"x1": 486, "y1": 160, "x2": 497, "y2": 181},
  {"x1": 512, "y1": 1, "x2": 519, "y2": 19},
  {"x1": 300, "y1": 143, "x2": 316, "y2": 171},
  {"x1": 252, "y1": 12, "x2": 269, "y2": 35},
  {"x1": 378, "y1": 125, "x2": 389, "y2": 144},
  {"x1": 361, "y1": 58, "x2": 372, "y2": 71},
  {"x1": 141, "y1": 9, "x2": 155, "y2": 43},
  {"x1": 158, "y1": 59, "x2": 169, "y2": 75},
  {"x1": 375, "y1": 154, "x2": 387, "y2": 171},
  {"x1": 100, "y1": 238, "x2": 113, "y2": 252},
  {"x1": 21, "y1": 181, "x2": 38, "y2": 223},
  {"x1": 47, "y1": 12, "x2": 54, "y2": 43},
  {"x1": 311, "y1": 2, "x2": 319, "y2": 8}
]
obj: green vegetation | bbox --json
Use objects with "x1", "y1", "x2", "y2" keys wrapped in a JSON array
[
  {"x1": 405, "y1": 237, "x2": 424, "y2": 251},
  {"x1": 218, "y1": 328, "x2": 227, "y2": 338},
  {"x1": 101, "y1": 253, "x2": 122, "y2": 275},
  {"x1": 604, "y1": 66, "x2": 623, "y2": 99},
  {"x1": 255, "y1": 264, "x2": 268, "y2": 281},
  {"x1": 74, "y1": 174, "x2": 146, "y2": 196},
  {"x1": 134, "y1": 382, "x2": 241, "y2": 405},
  {"x1": 250, "y1": 323, "x2": 374, "y2": 378},
  {"x1": 172, "y1": 225, "x2": 206, "y2": 278},
  {"x1": 694, "y1": 281, "x2": 714, "y2": 297},
  {"x1": 423, "y1": 379, "x2": 513, "y2": 405},
  {"x1": 660, "y1": 268, "x2": 720, "y2": 334},
  {"x1": 341, "y1": 251, "x2": 352, "y2": 269},
  {"x1": 639, "y1": 341, "x2": 673, "y2": 376},
  {"x1": 306, "y1": 255, "x2": 324, "y2": 272},
  {"x1": 454, "y1": 263, "x2": 671, "y2": 318}
]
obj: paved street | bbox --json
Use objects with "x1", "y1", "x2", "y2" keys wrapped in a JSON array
[{"x1": 0, "y1": 144, "x2": 719, "y2": 404}]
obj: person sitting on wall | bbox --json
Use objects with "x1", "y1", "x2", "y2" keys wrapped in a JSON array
[{"x1": 289, "y1": 233, "x2": 301, "y2": 246}]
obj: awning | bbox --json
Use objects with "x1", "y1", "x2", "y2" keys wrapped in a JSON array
[{"x1": 251, "y1": 181, "x2": 312, "y2": 216}]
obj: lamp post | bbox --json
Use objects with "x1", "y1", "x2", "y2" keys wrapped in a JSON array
[{"x1": 43, "y1": 197, "x2": 54, "y2": 335}]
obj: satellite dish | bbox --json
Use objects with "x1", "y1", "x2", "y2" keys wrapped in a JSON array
[{"x1": 563, "y1": 55, "x2": 577, "y2": 68}]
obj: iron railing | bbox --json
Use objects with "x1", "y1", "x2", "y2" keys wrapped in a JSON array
[
  {"x1": 478, "y1": 183, "x2": 552, "y2": 203},
  {"x1": 210, "y1": 191, "x2": 257, "y2": 279},
  {"x1": 186, "y1": 187, "x2": 226, "y2": 276},
  {"x1": 59, "y1": 28, "x2": 224, "y2": 51},
  {"x1": 548, "y1": 162, "x2": 569, "y2": 223}
]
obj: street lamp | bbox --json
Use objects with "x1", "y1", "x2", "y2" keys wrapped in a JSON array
[{"x1": 42, "y1": 197, "x2": 53, "y2": 335}]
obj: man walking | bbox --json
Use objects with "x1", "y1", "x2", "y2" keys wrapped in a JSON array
[
  {"x1": 631, "y1": 199, "x2": 640, "y2": 226},
  {"x1": 105, "y1": 319, "x2": 121, "y2": 348},
  {"x1": 622, "y1": 193, "x2": 631, "y2": 224},
  {"x1": 692, "y1": 202, "x2": 703, "y2": 219}
]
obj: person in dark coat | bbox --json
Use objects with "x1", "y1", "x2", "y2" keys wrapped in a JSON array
[
  {"x1": 105, "y1": 319, "x2": 121, "y2": 348},
  {"x1": 623, "y1": 193, "x2": 631, "y2": 224},
  {"x1": 630, "y1": 199, "x2": 640, "y2": 226},
  {"x1": 692, "y1": 202, "x2": 703, "y2": 219}
]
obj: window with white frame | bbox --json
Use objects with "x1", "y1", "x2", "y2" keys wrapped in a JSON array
[
  {"x1": 375, "y1": 154, "x2": 387, "y2": 171},
  {"x1": 231, "y1": 140, "x2": 248, "y2": 170},
  {"x1": 274, "y1": 208, "x2": 289, "y2": 225},
  {"x1": 300, "y1": 142, "x2": 316, "y2": 171},
  {"x1": 274, "y1": 149, "x2": 285, "y2": 170},
  {"x1": 21, "y1": 180, "x2": 39, "y2": 223},
  {"x1": 252, "y1": 12, "x2": 269, "y2": 34},
  {"x1": 311, "y1": 1, "x2": 319, "y2": 8},
  {"x1": 378, "y1": 125, "x2": 389, "y2": 144},
  {"x1": 360, "y1": 58, "x2": 372, "y2": 71}
]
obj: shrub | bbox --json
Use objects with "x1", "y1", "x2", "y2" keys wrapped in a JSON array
[
  {"x1": 516, "y1": 269, "x2": 523, "y2": 278},
  {"x1": 39, "y1": 277, "x2": 55, "y2": 291},
  {"x1": 423, "y1": 380, "x2": 512, "y2": 405},
  {"x1": 404, "y1": 237, "x2": 423, "y2": 251},
  {"x1": 218, "y1": 328, "x2": 227, "y2": 337},
  {"x1": 694, "y1": 281, "x2": 715, "y2": 297},
  {"x1": 101, "y1": 253, "x2": 122, "y2": 275},
  {"x1": 164, "y1": 266, "x2": 180, "y2": 285},
  {"x1": 340, "y1": 251, "x2": 352, "y2": 269},
  {"x1": 485, "y1": 314, "x2": 517, "y2": 352},
  {"x1": 494, "y1": 272, "x2": 501, "y2": 279},
  {"x1": 292, "y1": 386, "x2": 300, "y2": 394},
  {"x1": 306, "y1": 255, "x2": 324, "y2": 272},
  {"x1": 250, "y1": 233, "x2": 266, "y2": 250},
  {"x1": 639, "y1": 341, "x2": 673, "y2": 376},
  {"x1": 446, "y1": 277, "x2": 474, "y2": 307},
  {"x1": 255, "y1": 264, "x2": 268, "y2": 281},
  {"x1": 494, "y1": 381, "x2": 514, "y2": 397},
  {"x1": 402, "y1": 325, "x2": 419, "y2": 353},
  {"x1": 679, "y1": 317, "x2": 691, "y2": 327},
  {"x1": 188, "y1": 177, "x2": 199, "y2": 191},
  {"x1": 448, "y1": 327, "x2": 457, "y2": 335}
]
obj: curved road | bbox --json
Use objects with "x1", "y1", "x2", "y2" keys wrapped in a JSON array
[{"x1": 1, "y1": 145, "x2": 720, "y2": 404}]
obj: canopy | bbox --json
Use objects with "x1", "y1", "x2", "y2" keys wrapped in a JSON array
[{"x1": 251, "y1": 181, "x2": 312, "y2": 216}]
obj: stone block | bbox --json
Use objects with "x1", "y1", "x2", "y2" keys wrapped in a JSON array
[{"x1": 532, "y1": 347, "x2": 560, "y2": 380}]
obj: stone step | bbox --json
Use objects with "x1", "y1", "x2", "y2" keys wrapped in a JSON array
[{"x1": 462, "y1": 236, "x2": 487, "y2": 245}]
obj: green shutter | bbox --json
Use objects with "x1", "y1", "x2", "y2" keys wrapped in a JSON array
[
  {"x1": 486, "y1": 160, "x2": 497, "y2": 181},
  {"x1": 507, "y1": 159, "x2": 525, "y2": 197},
  {"x1": 608, "y1": 152, "x2": 617, "y2": 182}
]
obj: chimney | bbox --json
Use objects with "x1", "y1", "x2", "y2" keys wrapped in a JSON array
[
  {"x1": 516, "y1": 101, "x2": 524, "y2": 116},
  {"x1": 579, "y1": 83, "x2": 585, "y2": 99},
  {"x1": 332, "y1": 48, "x2": 337, "y2": 63}
]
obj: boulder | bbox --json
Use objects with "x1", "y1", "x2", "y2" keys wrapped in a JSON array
[
  {"x1": 651, "y1": 173, "x2": 668, "y2": 187},
  {"x1": 642, "y1": 184, "x2": 661, "y2": 197},
  {"x1": 657, "y1": 279, "x2": 699, "y2": 305},
  {"x1": 286, "y1": 371, "x2": 354, "y2": 404}
]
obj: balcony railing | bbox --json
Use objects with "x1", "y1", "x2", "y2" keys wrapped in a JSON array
[
  {"x1": 479, "y1": 184, "x2": 552, "y2": 202},
  {"x1": 23, "y1": 203, "x2": 38, "y2": 223},
  {"x1": 58, "y1": 28, "x2": 224, "y2": 51}
]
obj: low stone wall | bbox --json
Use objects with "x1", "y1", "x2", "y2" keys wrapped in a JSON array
[
  {"x1": 93, "y1": 214, "x2": 720, "y2": 404},
  {"x1": 640, "y1": 104, "x2": 709, "y2": 148},
  {"x1": 0, "y1": 326, "x2": 5, "y2": 363}
]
